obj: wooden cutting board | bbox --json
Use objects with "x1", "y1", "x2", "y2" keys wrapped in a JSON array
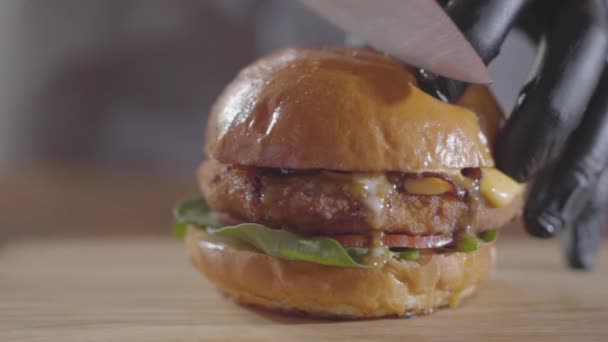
[{"x1": 2, "y1": 235, "x2": 608, "y2": 341}]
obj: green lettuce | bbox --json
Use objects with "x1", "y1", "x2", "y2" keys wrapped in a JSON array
[
  {"x1": 479, "y1": 229, "x2": 499, "y2": 243},
  {"x1": 391, "y1": 248, "x2": 420, "y2": 261},
  {"x1": 172, "y1": 197, "x2": 219, "y2": 238},
  {"x1": 173, "y1": 197, "x2": 367, "y2": 268},
  {"x1": 209, "y1": 224, "x2": 367, "y2": 268}
]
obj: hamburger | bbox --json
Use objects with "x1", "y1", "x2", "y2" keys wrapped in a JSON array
[{"x1": 174, "y1": 47, "x2": 524, "y2": 318}]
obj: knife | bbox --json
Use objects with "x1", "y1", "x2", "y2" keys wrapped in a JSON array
[{"x1": 299, "y1": 0, "x2": 491, "y2": 84}]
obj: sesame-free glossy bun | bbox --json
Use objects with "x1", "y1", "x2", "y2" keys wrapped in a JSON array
[
  {"x1": 206, "y1": 47, "x2": 504, "y2": 172},
  {"x1": 186, "y1": 227, "x2": 496, "y2": 318}
]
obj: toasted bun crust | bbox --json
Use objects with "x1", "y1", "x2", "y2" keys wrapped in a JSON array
[
  {"x1": 186, "y1": 227, "x2": 496, "y2": 318},
  {"x1": 206, "y1": 47, "x2": 504, "y2": 172}
]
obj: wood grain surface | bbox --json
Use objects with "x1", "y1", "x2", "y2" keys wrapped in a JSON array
[{"x1": 2, "y1": 235, "x2": 608, "y2": 341}]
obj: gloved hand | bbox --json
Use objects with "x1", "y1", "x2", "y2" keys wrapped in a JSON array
[{"x1": 419, "y1": 0, "x2": 608, "y2": 269}]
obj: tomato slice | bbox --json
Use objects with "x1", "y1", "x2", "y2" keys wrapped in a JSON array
[{"x1": 329, "y1": 234, "x2": 453, "y2": 249}]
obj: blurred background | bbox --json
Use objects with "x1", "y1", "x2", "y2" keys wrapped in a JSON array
[{"x1": 0, "y1": 0, "x2": 535, "y2": 239}]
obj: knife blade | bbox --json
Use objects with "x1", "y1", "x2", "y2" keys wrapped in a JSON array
[{"x1": 299, "y1": 0, "x2": 491, "y2": 84}]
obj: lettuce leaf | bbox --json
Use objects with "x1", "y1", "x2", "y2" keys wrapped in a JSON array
[
  {"x1": 479, "y1": 229, "x2": 499, "y2": 243},
  {"x1": 173, "y1": 197, "x2": 367, "y2": 268},
  {"x1": 209, "y1": 224, "x2": 367, "y2": 268},
  {"x1": 390, "y1": 248, "x2": 420, "y2": 261},
  {"x1": 172, "y1": 197, "x2": 219, "y2": 238}
]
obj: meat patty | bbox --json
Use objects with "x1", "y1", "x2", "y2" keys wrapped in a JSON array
[{"x1": 199, "y1": 160, "x2": 522, "y2": 236}]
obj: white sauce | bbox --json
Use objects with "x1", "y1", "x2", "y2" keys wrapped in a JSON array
[
  {"x1": 354, "y1": 175, "x2": 391, "y2": 229},
  {"x1": 369, "y1": 245, "x2": 386, "y2": 258}
]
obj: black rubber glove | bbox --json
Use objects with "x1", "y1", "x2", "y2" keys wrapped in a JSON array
[{"x1": 420, "y1": 0, "x2": 608, "y2": 269}]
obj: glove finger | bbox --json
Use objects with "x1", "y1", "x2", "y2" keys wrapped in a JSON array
[
  {"x1": 495, "y1": 0, "x2": 608, "y2": 182},
  {"x1": 524, "y1": 65, "x2": 608, "y2": 237},
  {"x1": 444, "y1": 0, "x2": 530, "y2": 63},
  {"x1": 418, "y1": 0, "x2": 529, "y2": 102},
  {"x1": 560, "y1": 167, "x2": 608, "y2": 270}
]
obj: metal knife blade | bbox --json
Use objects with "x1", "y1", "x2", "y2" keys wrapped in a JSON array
[{"x1": 299, "y1": 0, "x2": 491, "y2": 84}]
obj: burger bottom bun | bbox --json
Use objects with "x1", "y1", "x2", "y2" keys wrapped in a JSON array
[{"x1": 186, "y1": 227, "x2": 496, "y2": 319}]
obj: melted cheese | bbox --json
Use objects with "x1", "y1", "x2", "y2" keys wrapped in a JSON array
[
  {"x1": 404, "y1": 177, "x2": 453, "y2": 195},
  {"x1": 347, "y1": 168, "x2": 521, "y2": 225},
  {"x1": 400, "y1": 168, "x2": 524, "y2": 208},
  {"x1": 354, "y1": 175, "x2": 392, "y2": 229},
  {"x1": 479, "y1": 168, "x2": 525, "y2": 207}
]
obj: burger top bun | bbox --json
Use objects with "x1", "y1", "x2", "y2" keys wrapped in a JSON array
[{"x1": 206, "y1": 47, "x2": 504, "y2": 172}]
